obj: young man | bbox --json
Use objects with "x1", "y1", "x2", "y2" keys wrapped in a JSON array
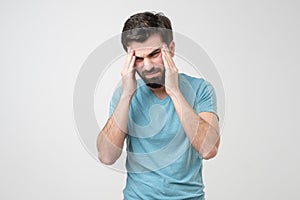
[{"x1": 97, "y1": 11, "x2": 220, "y2": 199}]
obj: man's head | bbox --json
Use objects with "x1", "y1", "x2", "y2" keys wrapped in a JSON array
[
  {"x1": 121, "y1": 11, "x2": 173, "y2": 52},
  {"x1": 121, "y1": 11, "x2": 175, "y2": 89}
]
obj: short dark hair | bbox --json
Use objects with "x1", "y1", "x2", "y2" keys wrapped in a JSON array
[{"x1": 121, "y1": 11, "x2": 173, "y2": 51}]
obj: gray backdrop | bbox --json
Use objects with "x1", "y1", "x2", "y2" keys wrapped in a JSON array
[{"x1": 1, "y1": 0, "x2": 299, "y2": 199}]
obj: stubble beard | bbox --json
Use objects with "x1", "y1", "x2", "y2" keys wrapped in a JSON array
[{"x1": 137, "y1": 67, "x2": 165, "y2": 89}]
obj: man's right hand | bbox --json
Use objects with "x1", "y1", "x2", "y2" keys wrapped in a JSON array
[{"x1": 121, "y1": 47, "x2": 136, "y2": 97}]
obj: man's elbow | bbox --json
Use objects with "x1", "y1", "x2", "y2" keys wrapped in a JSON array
[
  {"x1": 201, "y1": 146, "x2": 218, "y2": 160},
  {"x1": 98, "y1": 152, "x2": 117, "y2": 165}
]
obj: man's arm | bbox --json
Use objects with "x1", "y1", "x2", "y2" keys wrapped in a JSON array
[
  {"x1": 162, "y1": 45, "x2": 220, "y2": 159},
  {"x1": 97, "y1": 94, "x2": 132, "y2": 165},
  {"x1": 97, "y1": 48, "x2": 136, "y2": 165},
  {"x1": 169, "y1": 92, "x2": 220, "y2": 160}
]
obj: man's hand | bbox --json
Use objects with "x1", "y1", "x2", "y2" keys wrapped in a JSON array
[
  {"x1": 97, "y1": 49, "x2": 136, "y2": 165},
  {"x1": 121, "y1": 47, "x2": 136, "y2": 97},
  {"x1": 162, "y1": 45, "x2": 220, "y2": 159},
  {"x1": 162, "y1": 45, "x2": 180, "y2": 96}
]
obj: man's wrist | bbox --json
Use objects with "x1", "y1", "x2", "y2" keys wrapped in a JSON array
[
  {"x1": 168, "y1": 88, "x2": 182, "y2": 100},
  {"x1": 120, "y1": 92, "x2": 134, "y2": 102}
]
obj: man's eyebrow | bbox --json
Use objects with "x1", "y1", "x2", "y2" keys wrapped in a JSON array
[
  {"x1": 148, "y1": 48, "x2": 161, "y2": 56},
  {"x1": 135, "y1": 48, "x2": 161, "y2": 59},
  {"x1": 135, "y1": 55, "x2": 143, "y2": 60}
]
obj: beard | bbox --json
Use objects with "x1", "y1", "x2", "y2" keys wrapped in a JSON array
[{"x1": 136, "y1": 66, "x2": 165, "y2": 89}]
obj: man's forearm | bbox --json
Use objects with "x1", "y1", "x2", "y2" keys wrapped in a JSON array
[
  {"x1": 169, "y1": 91, "x2": 220, "y2": 159},
  {"x1": 97, "y1": 94, "x2": 132, "y2": 165}
]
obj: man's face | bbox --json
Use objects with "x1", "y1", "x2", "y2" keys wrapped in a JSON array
[{"x1": 128, "y1": 34, "x2": 174, "y2": 89}]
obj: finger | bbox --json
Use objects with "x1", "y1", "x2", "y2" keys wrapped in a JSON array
[
  {"x1": 163, "y1": 47, "x2": 177, "y2": 72},
  {"x1": 163, "y1": 45, "x2": 178, "y2": 72},
  {"x1": 125, "y1": 48, "x2": 134, "y2": 68},
  {"x1": 122, "y1": 49, "x2": 134, "y2": 75},
  {"x1": 166, "y1": 54, "x2": 178, "y2": 72},
  {"x1": 162, "y1": 50, "x2": 170, "y2": 71},
  {"x1": 128, "y1": 54, "x2": 136, "y2": 72},
  {"x1": 162, "y1": 44, "x2": 173, "y2": 61},
  {"x1": 162, "y1": 44, "x2": 169, "y2": 52}
]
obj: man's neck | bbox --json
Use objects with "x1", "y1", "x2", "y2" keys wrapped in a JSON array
[{"x1": 149, "y1": 86, "x2": 168, "y2": 100}]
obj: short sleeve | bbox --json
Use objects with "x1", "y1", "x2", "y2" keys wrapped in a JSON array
[
  {"x1": 109, "y1": 86, "x2": 122, "y2": 118},
  {"x1": 195, "y1": 80, "x2": 218, "y2": 119}
]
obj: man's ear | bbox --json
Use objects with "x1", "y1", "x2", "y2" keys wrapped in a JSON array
[{"x1": 168, "y1": 41, "x2": 175, "y2": 57}]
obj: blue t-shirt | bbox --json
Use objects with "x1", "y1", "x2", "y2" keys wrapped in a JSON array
[{"x1": 109, "y1": 73, "x2": 218, "y2": 200}]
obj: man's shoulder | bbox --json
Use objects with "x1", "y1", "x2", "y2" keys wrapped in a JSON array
[
  {"x1": 179, "y1": 73, "x2": 206, "y2": 87},
  {"x1": 179, "y1": 73, "x2": 215, "y2": 99},
  {"x1": 179, "y1": 73, "x2": 205, "y2": 81}
]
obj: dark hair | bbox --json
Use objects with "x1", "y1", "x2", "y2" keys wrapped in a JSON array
[{"x1": 121, "y1": 11, "x2": 173, "y2": 51}]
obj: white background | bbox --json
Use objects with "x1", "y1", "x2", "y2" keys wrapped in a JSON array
[{"x1": 1, "y1": 0, "x2": 299, "y2": 199}]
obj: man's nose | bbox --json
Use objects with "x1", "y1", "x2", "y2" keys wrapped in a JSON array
[{"x1": 143, "y1": 58, "x2": 154, "y2": 70}]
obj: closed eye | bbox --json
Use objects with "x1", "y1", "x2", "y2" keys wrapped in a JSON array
[
  {"x1": 149, "y1": 50, "x2": 161, "y2": 58},
  {"x1": 134, "y1": 48, "x2": 161, "y2": 62},
  {"x1": 135, "y1": 57, "x2": 143, "y2": 62}
]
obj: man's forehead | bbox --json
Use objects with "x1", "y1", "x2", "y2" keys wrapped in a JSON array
[
  {"x1": 128, "y1": 34, "x2": 164, "y2": 56},
  {"x1": 132, "y1": 45, "x2": 161, "y2": 55},
  {"x1": 130, "y1": 42, "x2": 162, "y2": 51}
]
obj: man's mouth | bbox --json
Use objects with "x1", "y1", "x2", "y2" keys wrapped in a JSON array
[{"x1": 144, "y1": 71, "x2": 160, "y2": 78}]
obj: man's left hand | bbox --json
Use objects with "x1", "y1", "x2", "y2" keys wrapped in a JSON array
[{"x1": 162, "y1": 45, "x2": 180, "y2": 96}]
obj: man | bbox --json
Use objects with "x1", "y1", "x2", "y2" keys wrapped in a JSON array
[{"x1": 97, "y1": 11, "x2": 220, "y2": 200}]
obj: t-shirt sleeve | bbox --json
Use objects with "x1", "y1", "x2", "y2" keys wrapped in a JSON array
[
  {"x1": 109, "y1": 86, "x2": 122, "y2": 118},
  {"x1": 195, "y1": 80, "x2": 218, "y2": 119}
]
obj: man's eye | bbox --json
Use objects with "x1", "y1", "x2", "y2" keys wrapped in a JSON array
[
  {"x1": 135, "y1": 58, "x2": 143, "y2": 62},
  {"x1": 150, "y1": 51, "x2": 161, "y2": 57}
]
